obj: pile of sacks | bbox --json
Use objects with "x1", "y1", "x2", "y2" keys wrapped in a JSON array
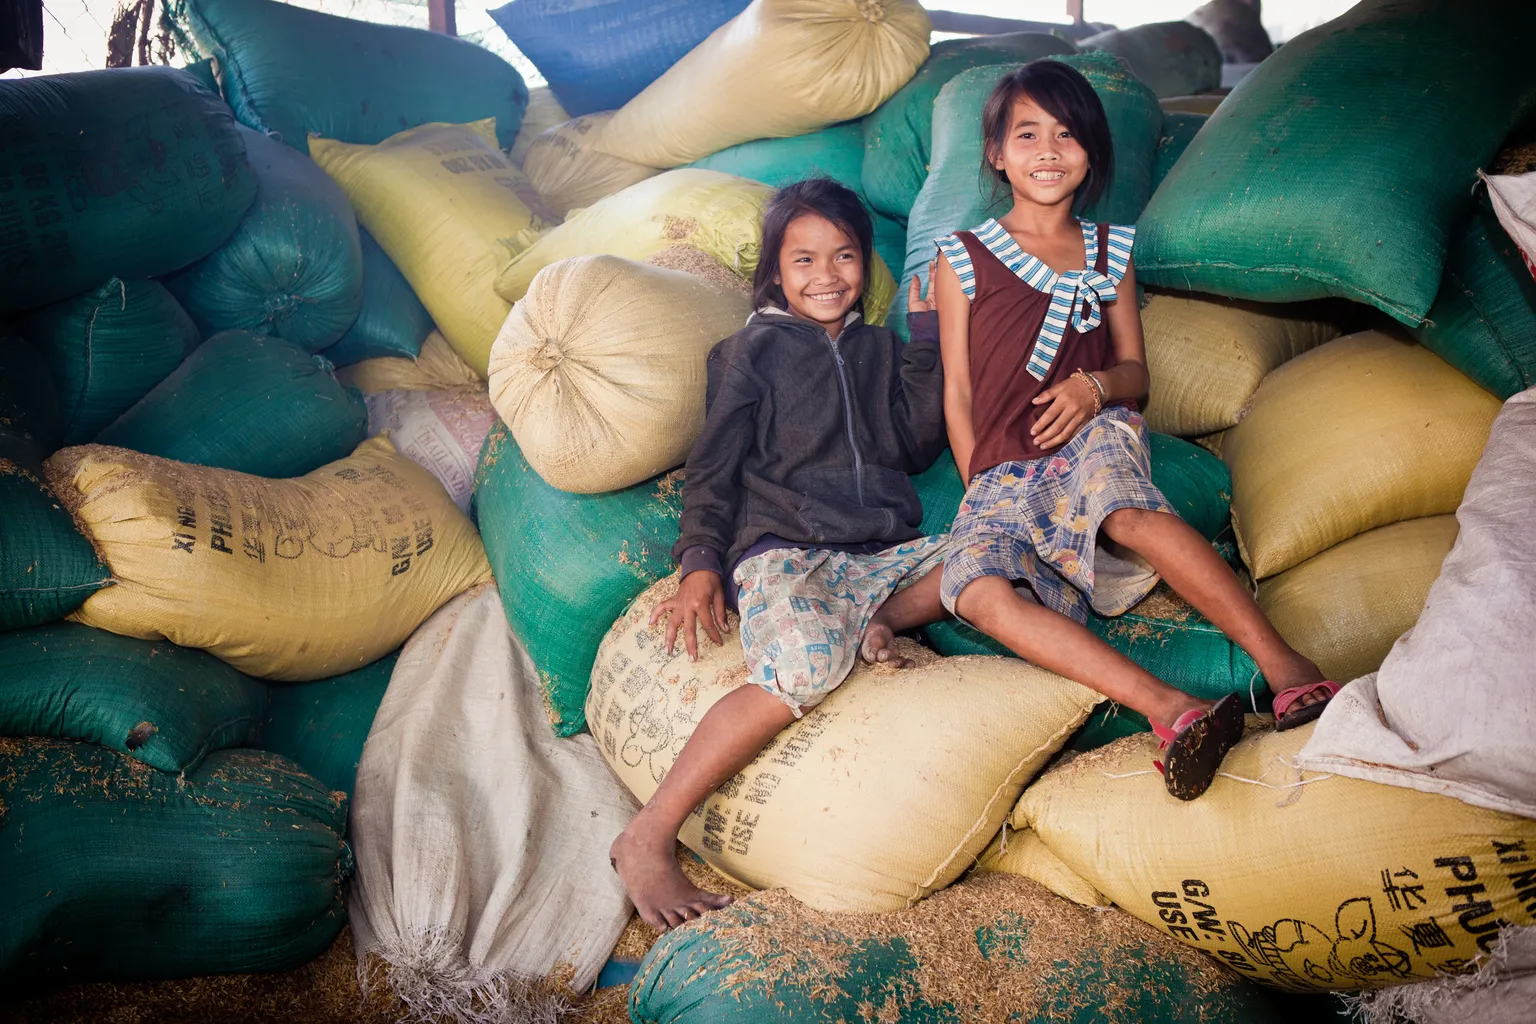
[{"x1": 6, "y1": 0, "x2": 1536, "y2": 1019}]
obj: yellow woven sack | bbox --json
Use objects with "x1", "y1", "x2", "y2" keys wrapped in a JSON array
[
  {"x1": 309, "y1": 119, "x2": 556, "y2": 377},
  {"x1": 1224, "y1": 332, "x2": 1500, "y2": 578},
  {"x1": 1014, "y1": 722, "x2": 1536, "y2": 992},
  {"x1": 334, "y1": 332, "x2": 483, "y2": 396},
  {"x1": 594, "y1": 0, "x2": 931, "y2": 168},
  {"x1": 508, "y1": 86, "x2": 571, "y2": 166},
  {"x1": 1140, "y1": 291, "x2": 1340, "y2": 437},
  {"x1": 587, "y1": 575, "x2": 1100, "y2": 913},
  {"x1": 45, "y1": 437, "x2": 492, "y2": 681},
  {"x1": 972, "y1": 827, "x2": 1110, "y2": 908},
  {"x1": 494, "y1": 169, "x2": 897, "y2": 325},
  {"x1": 522, "y1": 113, "x2": 660, "y2": 216},
  {"x1": 488, "y1": 255, "x2": 751, "y2": 494},
  {"x1": 1258, "y1": 515, "x2": 1458, "y2": 683}
]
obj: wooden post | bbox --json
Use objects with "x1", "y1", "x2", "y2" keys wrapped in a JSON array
[
  {"x1": 428, "y1": 0, "x2": 456, "y2": 36},
  {"x1": 0, "y1": 0, "x2": 44, "y2": 72},
  {"x1": 1066, "y1": 0, "x2": 1085, "y2": 25}
]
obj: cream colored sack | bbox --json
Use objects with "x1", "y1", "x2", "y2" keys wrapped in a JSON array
[
  {"x1": 1014, "y1": 722, "x2": 1536, "y2": 992},
  {"x1": 1140, "y1": 292, "x2": 1339, "y2": 436},
  {"x1": 1258, "y1": 516, "x2": 1457, "y2": 683},
  {"x1": 488, "y1": 255, "x2": 751, "y2": 494},
  {"x1": 495, "y1": 169, "x2": 898, "y2": 325},
  {"x1": 1224, "y1": 332, "x2": 1500, "y2": 578},
  {"x1": 595, "y1": 0, "x2": 931, "y2": 168},
  {"x1": 335, "y1": 332, "x2": 483, "y2": 395},
  {"x1": 586, "y1": 575, "x2": 1100, "y2": 913},
  {"x1": 508, "y1": 86, "x2": 571, "y2": 166},
  {"x1": 45, "y1": 437, "x2": 492, "y2": 681},
  {"x1": 972, "y1": 826, "x2": 1110, "y2": 909},
  {"x1": 310, "y1": 120, "x2": 556, "y2": 377},
  {"x1": 522, "y1": 113, "x2": 659, "y2": 216},
  {"x1": 496, "y1": 170, "x2": 769, "y2": 303}
]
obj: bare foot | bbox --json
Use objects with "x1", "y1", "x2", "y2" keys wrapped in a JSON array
[
  {"x1": 860, "y1": 620, "x2": 914, "y2": 668},
  {"x1": 610, "y1": 815, "x2": 733, "y2": 931}
]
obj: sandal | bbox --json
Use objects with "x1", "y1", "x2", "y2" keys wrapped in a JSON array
[
  {"x1": 1273, "y1": 680, "x2": 1341, "y2": 732},
  {"x1": 1152, "y1": 693, "x2": 1245, "y2": 802}
]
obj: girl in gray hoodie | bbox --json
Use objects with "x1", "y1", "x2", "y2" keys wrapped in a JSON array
[{"x1": 609, "y1": 178, "x2": 949, "y2": 931}]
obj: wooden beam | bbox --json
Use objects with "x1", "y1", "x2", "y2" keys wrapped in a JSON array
[
  {"x1": 926, "y1": 8, "x2": 1099, "y2": 39},
  {"x1": 428, "y1": 0, "x2": 456, "y2": 36}
]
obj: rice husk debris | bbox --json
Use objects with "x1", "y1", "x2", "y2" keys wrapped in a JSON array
[{"x1": 647, "y1": 872, "x2": 1256, "y2": 1023}]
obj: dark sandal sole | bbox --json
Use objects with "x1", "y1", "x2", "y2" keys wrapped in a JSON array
[
  {"x1": 1276, "y1": 696, "x2": 1331, "y2": 732},
  {"x1": 1163, "y1": 693, "x2": 1245, "y2": 802}
]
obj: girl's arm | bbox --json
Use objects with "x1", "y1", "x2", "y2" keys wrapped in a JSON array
[
  {"x1": 934, "y1": 255, "x2": 978, "y2": 484},
  {"x1": 1093, "y1": 256, "x2": 1151, "y2": 403},
  {"x1": 658, "y1": 347, "x2": 756, "y2": 658},
  {"x1": 891, "y1": 265, "x2": 948, "y2": 473},
  {"x1": 1030, "y1": 256, "x2": 1151, "y2": 450}
]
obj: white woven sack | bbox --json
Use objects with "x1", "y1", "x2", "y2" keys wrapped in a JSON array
[
  {"x1": 487, "y1": 254, "x2": 750, "y2": 493},
  {"x1": 364, "y1": 387, "x2": 496, "y2": 512},
  {"x1": 349, "y1": 585, "x2": 638, "y2": 1021},
  {"x1": 1299, "y1": 385, "x2": 1536, "y2": 817}
]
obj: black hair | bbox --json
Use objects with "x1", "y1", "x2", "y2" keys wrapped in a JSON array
[
  {"x1": 752, "y1": 177, "x2": 874, "y2": 314},
  {"x1": 980, "y1": 60, "x2": 1114, "y2": 212}
]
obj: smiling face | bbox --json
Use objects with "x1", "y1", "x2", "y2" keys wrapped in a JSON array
[
  {"x1": 773, "y1": 213, "x2": 864, "y2": 335},
  {"x1": 991, "y1": 93, "x2": 1090, "y2": 210}
]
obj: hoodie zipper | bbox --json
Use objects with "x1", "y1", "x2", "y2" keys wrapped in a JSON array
[{"x1": 824, "y1": 327, "x2": 865, "y2": 505}]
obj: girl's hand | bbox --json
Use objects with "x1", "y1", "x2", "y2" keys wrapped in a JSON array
[
  {"x1": 907, "y1": 259, "x2": 940, "y2": 313},
  {"x1": 649, "y1": 569, "x2": 728, "y2": 661},
  {"x1": 1030, "y1": 373, "x2": 1099, "y2": 450}
]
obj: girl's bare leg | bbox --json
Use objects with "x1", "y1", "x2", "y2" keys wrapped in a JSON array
[
  {"x1": 609, "y1": 685, "x2": 795, "y2": 930},
  {"x1": 1099, "y1": 508, "x2": 1329, "y2": 706},
  {"x1": 861, "y1": 569, "x2": 946, "y2": 667},
  {"x1": 954, "y1": 575, "x2": 1210, "y2": 729}
]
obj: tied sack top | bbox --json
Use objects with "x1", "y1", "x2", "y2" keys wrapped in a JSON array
[{"x1": 936, "y1": 219, "x2": 1135, "y2": 477}]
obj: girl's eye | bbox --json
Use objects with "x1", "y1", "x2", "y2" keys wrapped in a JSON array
[{"x1": 1060, "y1": 131, "x2": 1073, "y2": 139}]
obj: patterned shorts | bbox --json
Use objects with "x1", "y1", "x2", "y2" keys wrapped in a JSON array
[
  {"x1": 940, "y1": 407, "x2": 1176, "y2": 625},
  {"x1": 733, "y1": 535, "x2": 949, "y2": 716}
]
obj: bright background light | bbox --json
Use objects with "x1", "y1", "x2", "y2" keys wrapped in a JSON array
[{"x1": 3, "y1": 0, "x2": 1359, "y2": 82}]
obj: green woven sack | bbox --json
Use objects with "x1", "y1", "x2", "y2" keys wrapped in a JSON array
[
  {"x1": 0, "y1": 621, "x2": 265, "y2": 773},
  {"x1": 96, "y1": 331, "x2": 366, "y2": 479},
  {"x1": 259, "y1": 653, "x2": 396, "y2": 800},
  {"x1": 0, "y1": 431, "x2": 111, "y2": 630},
  {"x1": 0, "y1": 738, "x2": 349, "y2": 990},
  {"x1": 892, "y1": 53, "x2": 1161, "y2": 337},
  {"x1": 166, "y1": 126, "x2": 363, "y2": 353},
  {"x1": 1413, "y1": 202, "x2": 1536, "y2": 400},
  {"x1": 176, "y1": 0, "x2": 529, "y2": 152},
  {"x1": 473, "y1": 424, "x2": 683, "y2": 737},
  {"x1": 1134, "y1": 0, "x2": 1536, "y2": 325},
  {"x1": 18, "y1": 279, "x2": 199, "y2": 445},
  {"x1": 321, "y1": 229, "x2": 435, "y2": 367},
  {"x1": 1151, "y1": 111, "x2": 1206, "y2": 192},
  {"x1": 1079, "y1": 22, "x2": 1222, "y2": 98},
  {"x1": 0, "y1": 330, "x2": 61, "y2": 453},
  {"x1": 872, "y1": 212, "x2": 909, "y2": 295},
  {"x1": 860, "y1": 33, "x2": 1077, "y2": 221},
  {"x1": 685, "y1": 122, "x2": 867, "y2": 199},
  {"x1": 0, "y1": 66, "x2": 256, "y2": 315},
  {"x1": 630, "y1": 877, "x2": 1286, "y2": 1024},
  {"x1": 910, "y1": 432, "x2": 1230, "y2": 543}
]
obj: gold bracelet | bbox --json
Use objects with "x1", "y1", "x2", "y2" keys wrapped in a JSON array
[{"x1": 1072, "y1": 369, "x2": 1104, "y2": 415}]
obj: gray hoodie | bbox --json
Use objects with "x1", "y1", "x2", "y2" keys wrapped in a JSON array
[{"x1": 674, "y1": 308, "x2": 945, "y2": 583}]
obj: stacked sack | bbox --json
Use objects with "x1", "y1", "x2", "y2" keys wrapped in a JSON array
[
  {"x1": 0, "y1": 8, "x2": 523, "y2": 987},
  {"x1": 1130, "y1": 0, "x2": 1531, "y2": 685}
]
